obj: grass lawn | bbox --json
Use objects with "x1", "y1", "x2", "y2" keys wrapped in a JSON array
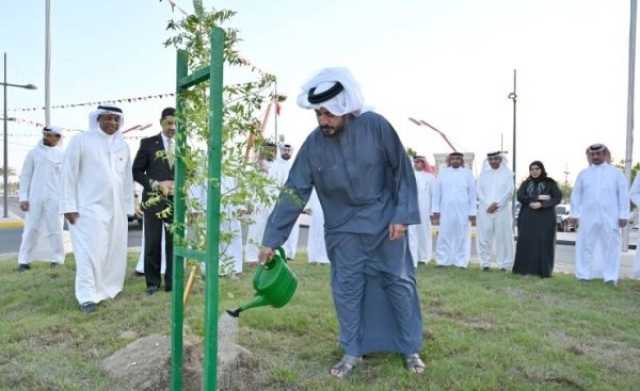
[{"x1": 1, "y1": 252, "x2": 639, "y2": 390}]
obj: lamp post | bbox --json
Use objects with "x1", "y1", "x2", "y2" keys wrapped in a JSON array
[
  {"x1": 508, "y1": 69, "x2": 517, "y2": 227},
  {"x1": 623, "y1": 0, "x2": 637, "y2": 251},
  {"x1": 2, "y1": 52, "x2": 38, "y2": 218},
  {"x1": 45, "y1": 0, "x2": 52, "y2": 126}
]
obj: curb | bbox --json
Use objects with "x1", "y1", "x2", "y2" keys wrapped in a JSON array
[{"x1": 0, "y1": 218, "x2": 24, "y2": 229}]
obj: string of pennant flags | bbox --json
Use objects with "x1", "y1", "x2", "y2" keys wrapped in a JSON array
[
  {"x1": 9, "y1": 92, "x2": 176, "y2": 113},
  {"x1": 2, "y1": 117, "x2": 154, "y2": 140},
  {"x1": 9, "y1": 81, "x2": 274, "y2": 113}
]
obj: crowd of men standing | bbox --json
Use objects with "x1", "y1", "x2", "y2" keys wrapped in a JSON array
[
  {"x1": 13, "y1": 105, "x2": 640, "y2": 317},
  {"x1": 14, "y1": 105, "x2": 330, "y2": 313},
  {"x1": 409, "y1": 143, "x2": 638, "y2": 286}
]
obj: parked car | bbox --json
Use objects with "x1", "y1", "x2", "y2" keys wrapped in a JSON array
[{"x1": 556, "y1": 204, "x2": 575, "y2": 232}]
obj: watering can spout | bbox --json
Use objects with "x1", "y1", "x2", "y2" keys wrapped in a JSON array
[{"x1": 226, "y1": 295, "x2": 270, "y2": 318}]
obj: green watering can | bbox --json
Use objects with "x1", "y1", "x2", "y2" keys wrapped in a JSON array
[{"x1": 226, "y1": 247, "x2": 297, "y2": 318}]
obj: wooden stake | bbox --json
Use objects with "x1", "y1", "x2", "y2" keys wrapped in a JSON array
[{"x1": 183, "y1": 264, "x2": 198, "y2": 305}]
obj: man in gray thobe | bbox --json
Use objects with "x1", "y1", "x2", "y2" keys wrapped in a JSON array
[{"x1": 258, "y1": 68, "x2": 425, "y2": 378}]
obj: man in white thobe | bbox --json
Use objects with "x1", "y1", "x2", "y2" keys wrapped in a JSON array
[
  {"x1": 570, "y1": 143, "x2": 629, "y2": 285},
  {"x1": 189, "y1": 175, "x2": 244, "y2": 275},
  {"x1": 61, "y1": 105, "x2": 134, "y2": 313},
  {"x1": 408, "y1": 155, "x2": 435, "y2": 267},
  {"x1": 135, "y1": 221, "x2": 166, "y2": 275},
  {"x1": 17, "y1": 126, "x2": 65, "y2": 271},
  {"x1": 629, "y1": 175, "x2": 640, "y2": 279},
  {"x1": 245, "y1": 142, "x2": 279, "y2": 263},
  {"x1": 306, "y1": 189, "x2": 330, "y2": 264},
  {"x1": 432, "y1": 152, "x2": 477, "y2": 268},
  {"x1": 476, "y1": 151, "x2": 514, "y2": 271},
  {"x1": 133, "y1": 175, "x2": 166, "y2": 276},
  {"x1": 276, "y1": 144, "x2": 302, "y2": 260}
]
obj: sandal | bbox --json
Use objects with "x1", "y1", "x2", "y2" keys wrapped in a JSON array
[
  {"x1": 405, "y1": 353, "x2": 426, "y2": 374},
  {"x1": 330, "y1": 354, "x2": 362, "y2": 379}
]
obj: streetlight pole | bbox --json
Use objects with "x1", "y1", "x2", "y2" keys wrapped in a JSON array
[
  {"x1": 1, "y1": 53, "x2": 38, "y2": 218},
  {"x1": 623, "y1": 0, "x2": 637, "y2": 251},
  {"x1": 508, "y1": 69, "x2": 518, "y2": 228},
  {"x1": 45, "y1": 0, "x2": 52, "y2": 126},
  {"x1": 3, "y1": 53, "x2": 7, "y2": 218}
]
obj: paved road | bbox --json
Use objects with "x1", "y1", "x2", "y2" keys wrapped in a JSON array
[
  {"x1": 0, "y1": 226, "x2": 143, "y2": 256},
  {"x1": 267, "y1": 227, "x2": 638, "y2": 278}
]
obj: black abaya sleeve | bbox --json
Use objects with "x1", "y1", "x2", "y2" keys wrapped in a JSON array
[
  {"x1": 541, "y1": 180, "x2": 562, "y2": 209},
  {"x1": 517, "y1": 182, "x2": 532, "y2": 205}
]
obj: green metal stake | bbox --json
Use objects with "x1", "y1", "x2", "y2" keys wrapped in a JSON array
[
  {"x1": 170, "y1": 27, "x2": 225, "y2": 391},
  {"x1": 203, "y1": 26, "x2": 224, "y2": 391},
  {"x1": 170, "y1": 49, "x2": 189, "y2": 391}
]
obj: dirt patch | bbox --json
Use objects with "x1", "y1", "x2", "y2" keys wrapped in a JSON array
[
  {"x1": 550, "y1": 331, "x2": 640, "y2": 374},
  {"x1": 456, "y1": 318, "x2": 495, "y2": 332},
  {"x1": 102, "y1": 315, "x2": 259, "y2": 390},
  {"x1": 504, "y1": 287, "x2": 528, "y2": 301},
  {"x1": 544, "y1": 376, "x2": 585, "y2": 390},
  {"x1": 101, "y1": 334, "x2": 202, "y2": 391},
  {"x1": 428, "y1": 305, "x2": 496, "y2": 331}
]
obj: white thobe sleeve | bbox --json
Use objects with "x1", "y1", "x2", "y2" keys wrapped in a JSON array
[
  {"x1": 426, "y1": 177, "x2": 434, "y2": 214},
  {"x1": 570, "y1": 173, "x2": 583, "y2": 219},
  {"x1": 431, "y1": 178, "x2": 441, "y2": 214},
  {"x1": 497, "y1": 177, "x2": 514, "y2": 209},
  {"x1": 18, "y1": 150, "x2": 35, "y2": 202},
  {"x1": 476, "y1": 177, "x2": 486, "y2": 207},
  {"x1": 630, "y1": 175, "x2": 640, "y2": 206},
  {"x1": 61, "y1": 136, "x2": 81, "y2": 214},
  {"x1": 617, "y1": 172, "x2": 630, "y2": 220},
  {"x1": 467, "y1": 172, "x2": 477, "y2": 216}
]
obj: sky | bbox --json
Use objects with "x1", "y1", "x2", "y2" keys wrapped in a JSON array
[{"x1": 0, "y1": 0, "x2": 638, "y2": 184}]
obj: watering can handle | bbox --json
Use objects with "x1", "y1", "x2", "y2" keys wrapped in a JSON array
[
  {"x1": 254, "y1": 246, "x2": 285, "y2": 284},
  {"x1": 276, "y1": 247, "x2": 287, "y2": 262}
]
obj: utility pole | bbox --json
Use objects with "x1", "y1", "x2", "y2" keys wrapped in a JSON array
[
  {"x1": 1, "y1": 54, "x2": 38, "y2": 218},
  {"x1": 624, "y1": 0, "x2": 637, "y2": 251},
  {"x1": 3, "y1": 53, "x2": 7, "y2": 218},
  {"x1": 44, "y1": 0, "x2": 52, "y2": 126},
  {"x1": 508, "y1": 69, "x2": 518, "y2": 226}
]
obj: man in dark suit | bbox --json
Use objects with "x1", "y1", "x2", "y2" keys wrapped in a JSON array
[{"x1": 133, "y1": 107, "x2": 176, "y2": 295}]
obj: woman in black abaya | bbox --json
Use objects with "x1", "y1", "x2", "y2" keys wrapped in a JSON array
[{"x1": 513, "y1": 161, "x2": 562, "y2": 278}]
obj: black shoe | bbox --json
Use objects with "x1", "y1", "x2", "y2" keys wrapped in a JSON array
[
  {"x1": 164, "y1": 286, "x2": 172, "y2": 292},
  {"x1": 18, "y1": 264, "x2": 31, "y2": 272},
  {"x1": 134, "y1": 271, "x2": 145, "y2": 277},
  {"x1": 482, "y1": 267, "x2": 490, "y2": 272},
  {"x1": 50, "y1": 262, "x2": 59, "y2": 268},
  {"x1": 79, "y1": 302, "x2": 97, "y2": 313},
  {"x1": 500, "y1": 268, "x2": 507, "y2": 272},
  {"x1": 146, "y1": 286, "x2": 159, "y2": 296}
]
